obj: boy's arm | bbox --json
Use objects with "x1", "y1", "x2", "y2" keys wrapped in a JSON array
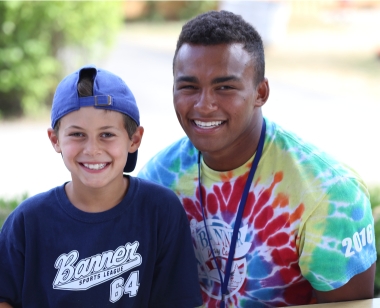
[
  {"x1": 300, "y1": 177, "x2": 377, "y2": 303},
  {"x1": 315, "y1": 262, "x2": 376, "y2": 303},
  {"x1": 149, "y1": 193, "x2": 202, "y2": 307},
  {"x1": 0, "y1": 212, "x2": 25, "y2": 307}
]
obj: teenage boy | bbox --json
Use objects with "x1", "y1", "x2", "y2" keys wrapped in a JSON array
[
  {"x1": 138, "y1": 10, "x2": 377, "y2": 307},
  {"x1": 0, "y1": 66, "x2": 202, "y2": 307}
]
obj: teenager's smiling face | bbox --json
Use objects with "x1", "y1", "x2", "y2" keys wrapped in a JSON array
[
  {"x1": 48, "y1": 107, "x2": 140, "y2": 190},
  {"x1": 173, "y1": 43, "x2": 268, "y2": 170}
]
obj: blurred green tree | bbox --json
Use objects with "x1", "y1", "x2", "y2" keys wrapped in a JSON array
[{"x1": 0, "y1": 1, "x2": 123, "y2": 118}]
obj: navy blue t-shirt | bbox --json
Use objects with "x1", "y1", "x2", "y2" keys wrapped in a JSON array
[{"x1": 0, "y1": 176, "x2": 202, "y2": 307}]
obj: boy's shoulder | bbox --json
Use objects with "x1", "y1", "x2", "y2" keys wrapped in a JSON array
[
  {"x1": 5, "y1": 185, "x2": 63, "y2": 221},
  {"x1": 129, "y1": 176, "x2": 187, "y2": 219},
  {"x1": 132, "y1": 176, "x2": 178, "y2": 198}
]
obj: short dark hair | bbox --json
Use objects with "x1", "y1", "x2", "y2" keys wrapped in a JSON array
[
  {"x1": 173, "y1": 10, "x2": 265, "y2": 85},
  {"x1": 54, "y1": 70, "x2": 138, "y2": 138}
]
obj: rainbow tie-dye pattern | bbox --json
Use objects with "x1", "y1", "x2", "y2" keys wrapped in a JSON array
[{"x1": 138, "y1": 118, "x2": 376, "y2": 307}]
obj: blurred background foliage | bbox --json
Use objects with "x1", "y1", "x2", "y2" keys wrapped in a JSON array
[
  {"x1": 0, "y1": 1, "x2": 123, "y2": 119},
  {"x1": 135, "y1": 1, "x2": 217, "y2": 21},
  {"x1": 371, "y1": 186, "x2": 380, "y2": 295},
  {"x1": 0, "y1": 0, "x2": 217, "y2": 120}
]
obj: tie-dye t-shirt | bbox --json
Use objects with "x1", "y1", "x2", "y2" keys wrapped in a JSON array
[{"x1": 138, "y1": 118, "x2": 376, "y2": 307}]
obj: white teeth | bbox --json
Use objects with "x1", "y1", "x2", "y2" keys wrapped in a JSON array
[
  {"x1": 83, "y1": 163, "x2": 107, "y2": 170},
  {"x1": 194, "y1": 120, "x2": 222, "y2": 129}
]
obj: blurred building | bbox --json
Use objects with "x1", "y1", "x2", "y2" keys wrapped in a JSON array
[
  {"x1": 219, "y1": 1, "x2": 291, "y2": 46},
  {"x1": 122, "y1": 0, "x2": 380, "y2": 53}
]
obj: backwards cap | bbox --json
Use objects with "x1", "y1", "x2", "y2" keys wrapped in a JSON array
[{"x1": 51, "y1": 65, "x2": 140, "y2": 173}]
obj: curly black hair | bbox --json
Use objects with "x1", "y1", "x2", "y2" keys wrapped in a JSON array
[{"x1": 173, "y1": 10, "x2": 265, "y2": 85}]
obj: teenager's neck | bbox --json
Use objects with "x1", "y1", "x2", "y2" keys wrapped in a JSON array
[
  {"x1": 65, "y1": 176, "x2": 129, "y2": 213},
  {"x1": 202, "y1": 115, "x2": 264, "y2": 172}
]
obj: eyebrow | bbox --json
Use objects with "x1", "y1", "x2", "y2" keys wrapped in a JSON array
[
  {"x1": 65, "y1": 125, "x2": 116, "y2": 130},
  {"x1": 175, "y1": 75, "x2": 239, "y2": 84},
  {"x1": 99, "y1": 126, "x2": 116, "y2": 130},
  {"x1": 175, "y1": 76, "x2": 198, "y2": 83},
  {"x1": 211, "y1": 76, "x2": 239, "y2": 84},
  {"x1": 66, "y1": 125, "x2": 83, "y2": 130}
]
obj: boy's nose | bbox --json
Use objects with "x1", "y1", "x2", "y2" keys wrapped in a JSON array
[
  {"x1": 194, "y1": 90, "x2": 218, "y2": 114},
  {"x1": 83, "y1": 138, "x2": 102, "y2": 156}
]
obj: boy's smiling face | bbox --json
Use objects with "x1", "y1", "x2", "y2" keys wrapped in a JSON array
[
  {"x1": 48, "y1": 107, "x2": 142, "y2": 192},
  {"x1": 173, "y1": 43, "x2": 268, "y2": 171}
]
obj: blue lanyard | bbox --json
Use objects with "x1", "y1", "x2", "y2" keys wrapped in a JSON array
[{"x1": 197, "y1": 119, "x2": 266, "y2": 308}]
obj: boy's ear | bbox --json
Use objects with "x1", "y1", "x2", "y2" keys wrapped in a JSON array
[
  {"x1": 47, "y1": 128, "x2": 61, "y2": 153},
  {"x1": 254, "y1": 78, "x2": 270, "y2": 107},
  {"x1": 128, "y1": 126, "x2": 144, "y2": 153}
]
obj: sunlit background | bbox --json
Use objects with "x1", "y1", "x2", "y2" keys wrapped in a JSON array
[
  {"x1": 1, "y1": 0, "x2": 379, "y2": 198},
  {"x1": 1, "y1": 0, "x2": 380, "y2": 294}
]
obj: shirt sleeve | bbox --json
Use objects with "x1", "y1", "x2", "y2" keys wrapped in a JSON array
[
  {"x1": 148, "y1": 193, "x2": 202, "y2": 307},
  {"x1": 298, "y1": 176, "x2": 377, "y2": 291}
]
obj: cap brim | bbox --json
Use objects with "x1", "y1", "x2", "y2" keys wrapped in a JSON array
[{"x1": 124, "y1": 150, "x2": 138, "y2": 173}]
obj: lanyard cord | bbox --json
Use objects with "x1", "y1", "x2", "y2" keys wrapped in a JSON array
[{"x1": 197, "y1": 119, "x2": 266, "y2": 308}]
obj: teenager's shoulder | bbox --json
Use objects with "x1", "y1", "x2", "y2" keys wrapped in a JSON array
[
  {"x1": 146, "y1": 136, "x2": 196, "y2": 163},
  {"x1": 265, "y1": 118, "x2": 367, "y2": 189},
  {"x1": 138, "y1": 136, "x2": 198, "y2": 186}
]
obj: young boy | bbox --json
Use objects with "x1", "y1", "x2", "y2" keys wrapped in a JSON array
[{"x1": 0, "y1": 65, "x2": 202, "y2": 307}]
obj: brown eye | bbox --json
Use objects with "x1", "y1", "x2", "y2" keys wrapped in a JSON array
[
  {"x1": 219, "y1": 85, "x2": 233, "y2": 90},
  {"x1": 101, "y1": 133, "x2": 114, "y2": 138},
  {"x1": 69, "y1": 132, "x2": 84, "y2": 137},
  {"x1": 178, "y1": 85, "x2": 196, "y2": 90}
]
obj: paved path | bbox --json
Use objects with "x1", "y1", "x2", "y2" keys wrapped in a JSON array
[{"x1": 1, "y1": 25, "x2": 379, "y2": 199}]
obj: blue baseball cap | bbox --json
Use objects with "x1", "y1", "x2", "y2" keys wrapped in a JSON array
[{"x1": 51, "y1": 65, "x2": 140, "y2": 173}]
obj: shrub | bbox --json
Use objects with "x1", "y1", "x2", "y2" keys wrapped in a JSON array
[
  {"x1": 369, "y1": 186, "x2": 380, "y2": 295},
  {"x1": 0, "y1": 1, "x2": 123, "y2": 118}
]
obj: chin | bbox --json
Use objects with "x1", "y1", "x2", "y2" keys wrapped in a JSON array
[{"x1": 191, "y1": 141, "x2": 222, "y2": 154}]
